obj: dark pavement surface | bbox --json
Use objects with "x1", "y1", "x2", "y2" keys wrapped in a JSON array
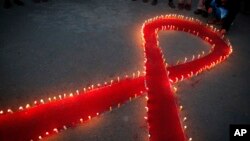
[{"x1": 0, "y1": 0, "x2": 250, "y2": 141}]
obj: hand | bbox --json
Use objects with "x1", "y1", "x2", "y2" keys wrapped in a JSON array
[{"x1": 208, "y1": 8, "x2": 213, "y2": 14}]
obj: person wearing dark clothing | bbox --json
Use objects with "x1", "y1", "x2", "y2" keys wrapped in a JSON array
[
  {"x1": 205, "y1": 0, "x2": 228, "y2": 20},
  {"x1": 221, "y1": 0, "x2": 241, "y2": 32},
  {"x1": 205, "y1": 0, "x2": 242, "y2": 34},
  {"x1": 3, "y1": 0, "x2": 24, "y2": 8}
]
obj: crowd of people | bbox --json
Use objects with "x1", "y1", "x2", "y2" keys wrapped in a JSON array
[
  {"x1": 3, "y1": 0, "x2": 247, "y2": 34},
  {"x1": 193, "y1": 0, "x2": 242, "y2": 34},
  {"x1": 133, "y1": 0, "x2": 245, "y2": 34}
]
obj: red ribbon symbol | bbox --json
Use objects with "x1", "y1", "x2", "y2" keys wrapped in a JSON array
[{"x1": 0, "y1": 15, "x2": 232, "y2": 141}]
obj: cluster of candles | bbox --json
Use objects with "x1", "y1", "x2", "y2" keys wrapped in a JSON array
[{"x1": 0, "y1": 14, "x2": 232, "y2": 141}]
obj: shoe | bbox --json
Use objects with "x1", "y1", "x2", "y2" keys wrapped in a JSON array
[
  {"x1": 143, "y1": 0, "x2": 148, "y2": 3},
  {"x1": 184, "y1": 4, "x2": 191, "y2": 11},
  {"x1": 168, "y1": 2, "x2": 175, "y2": 9},
  {"x1": 42, "y1": 0, "x2": 48, "y2": 2},
  {"x1": 4, "y1": 0, "x2": 12, "y2": 9},
  {"x1": 178, "y1": 3, "x2": 184, "y2": 10},
  {"x1": 151, "y1": 0, "x2": 157, "y2": 5},
  {"x1": 14, "y1": 0, "x2": 24, "y2": 6},
  {"x1": 194, "y1": 9, "x2": 203, "y2": 15}
]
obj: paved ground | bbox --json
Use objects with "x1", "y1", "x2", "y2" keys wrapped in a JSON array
[{"x1": 0, "y1": 0, "x2": 250, "y2": 141}]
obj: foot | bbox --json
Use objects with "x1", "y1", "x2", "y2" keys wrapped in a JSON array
[
  {"x1": 168, "y1": 2, "x2": 175, "y2": 9},
  {"x1": 13, "y1": 0, "x2": 24, "y2": 6},
  {"x1": 194, "y1": 9, "x2": 203, "y2": 15},
  {"x1": 178, "y1": 3, "x2": 184, "y2": 10},
  {"x1": 143, "y1": 0, "x2": 148, "y2": 3},
  {"x1": 4, "y1": 0, "x2": 12, "y2": 9},
  {"x1": 184, "y1": 4, "x2": 191, "y2": 11},
  {"x1": 151, "y1": 0, "x2": 157, "y2": 5},
  {"x1": 42, "y1": 0, "x2": 48, "y2": 2}
]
